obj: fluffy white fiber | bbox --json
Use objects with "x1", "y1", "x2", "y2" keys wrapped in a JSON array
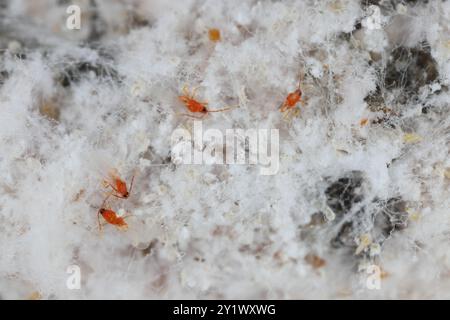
[{"x1": 0, "y1": 0, "x2": 449, "y2": 299}]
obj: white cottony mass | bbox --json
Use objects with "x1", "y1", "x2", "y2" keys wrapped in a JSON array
[
  {"x1": 170, "y1": 121, "x2": 279, "y2": 175},
  {"x1": 0, "y1": 0, "x2": 448, "y2": 300}
]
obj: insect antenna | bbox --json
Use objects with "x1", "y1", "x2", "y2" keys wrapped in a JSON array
[
  {"x1": 128, "y1": 171, "x2": 136, "y2": 196},
  {"x1": 207, "y1": 104, "x2": 240, "y2": 113}
]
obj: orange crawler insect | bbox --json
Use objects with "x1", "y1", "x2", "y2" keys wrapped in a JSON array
[
  {"x1": 103, "y1": 171, "x2": 135, "y2": 199},
  {"x1": 97, "y1": 196, "x2": 130, "y2": 231},
  {"x1": 280, "y1": 88, "x2": 303, "y2": 112},
  {"x1": 279, "y1": 73, "x2": 305, "y2": 121},
  {"x1": 178, "y1": 85, "x2": 235, "y2": 119}
]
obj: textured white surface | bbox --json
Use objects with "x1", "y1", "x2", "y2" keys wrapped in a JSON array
[{"x1": 0, "y1": 0, "x2": 449, "y2": 299}]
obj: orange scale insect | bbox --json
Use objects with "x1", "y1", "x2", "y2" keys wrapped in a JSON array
[
  {"x1": 97, "y1": 196, "x2": 130, "y2": 231},
  {"x1": 103, "y1": 171, "x2": 135, "y2": 199},
  {"x1": 179, "y1": 95, "x2": 207, "y2": 114},
  {"x1": 279, "y1": 71, "x2": 305, "y2": 121},
  {"x1": 178, "y1": 85, "x2": 235, "y2": 119},
  {"x1": 98, "y1": 208, "x2": 128, "y2": 229},
  {"x1": 280, "y1": 88, "x2": 303, "y2": 113}
]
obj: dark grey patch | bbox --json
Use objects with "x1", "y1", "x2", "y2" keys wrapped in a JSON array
[
  {"x1": 375, "y1": 197, "x2": 409, "y2": 236},
  {"x1": 323, "y1": 171, "x2": 409, "y2": 258},
  {"x1": 324, "y1": 171, "x2": 367, "y2": 251},
  {"x1": 384, "y1": 45, "x2": 438, "y2": 102},
  {"x1": 142, "y1": 239, "x2": 159, "y2": 257},
  {"x1": 331, "y1": 197, "x2": 409, "y2": 252},
  {"x1": 0, "y1": 70, "x2": 8, "y2": 86},
  {"x1": 364, "y1": 87, "x2": 385, "y2": 111},
  {"x1": 361, "y1": 0, "x2": 382, "y2": 7},
  {"x1": 331, "y1": 221, "x2": 356, "y2": 249},
  {"x1": 361, "y1": 0, "x2": 429, "y2": 10},
  {"x1": 325, "y1": 171, "x2": 364, "y2": 216},
  {"x1": 421, "y1": 106, "x2": 430, "y2": 114},
  {"x1": 401, "y1": 0, "x2": 429, "y2": 4},
  {"x1": 309, "y1": 212, "x2": 327, "y2": 226},
  {"x1": 87, "y1": 0, "x2": 107, "y2": 43},
  {"x1": 57, "y1": 61, "x2": 119, "y2": 87},
  {"x1": 57, "y1": 0, "x2": 71, "y2": 5},
  {"x1": 127, "y1": 12, "x2": 151, "y2": 29}
]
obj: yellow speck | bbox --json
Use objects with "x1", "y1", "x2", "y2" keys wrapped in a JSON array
[
  {"x1": 409, "y1": 211, "x2": 421, "y2": 222},
  {"x1": 360, "y1": 118, "x2": 369, "y2": 127},
  {"x1": 328, "y1": 0, "x2": 343, "y2": 12},
  {"x1": 355, "y1": 233, "x2": 372, "y2": 255},
  {"x1": 444, "y1": 168, "x2": 450, "y2": 179},
  {"x1": 380, "y1": 268, "x2": 390, "y2": 279},
  {"x1": 304, "y1": 253, "x2": 326, "y2": 269},
  {"x1": 444, "y1": 40, "x2": 450, "y2": 49},
  {"x1": 208, "y1": 28, "x2": 221, "y2": 42},
  {"x1": 39, "y1": 99, "x2": 60, "y2": 121},
  {"x1": 403, "y1": 133, "x2": 422, "y2": 144},
  {"x1": 28, "y1": 291, "x2": 42, "y2": 300},
  {"x1": 407, "y1": 208, "x2": 421, "y2": 222}
]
